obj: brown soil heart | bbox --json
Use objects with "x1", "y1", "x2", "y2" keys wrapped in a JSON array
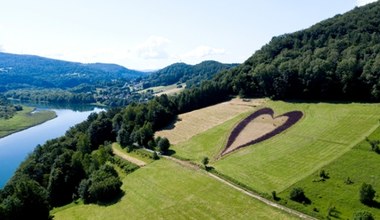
[{"x1": 221, "y1": 108, "x2": 303, "y2": 156}]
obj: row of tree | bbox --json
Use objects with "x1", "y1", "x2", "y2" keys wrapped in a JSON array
[
  {"x1": 0, "y1": 94, "x2": 178, "y2": 219},
  {"x1": 0, "y1": 94, "x2": 22, "y2": 119}
]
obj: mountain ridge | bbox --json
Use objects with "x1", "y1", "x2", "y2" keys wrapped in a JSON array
[{"x1": 0, "y1": 52, "x2": 146, "y2": 91}]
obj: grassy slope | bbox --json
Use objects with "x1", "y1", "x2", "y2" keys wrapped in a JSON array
[
  {"x1": 138, "y1": 83, "x2": 186, "y2": 95},
  {"x1": 279, "y1": 126, "x2": 380, "y2": 219},
  {"x1": 172, "y1": 110, "x2": 252, "y2": 162},
  {"x1": 171, "y1": 101, "x2": 380, "y2": 195},
  {"x1": 53, "y1": 159, "x2": 296, "y2": 220},
  {"x1": 0, "y1": 106, "x2": 56, "y2": 138}
]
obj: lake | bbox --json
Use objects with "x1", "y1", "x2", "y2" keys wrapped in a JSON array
[{"x1": 0, "y1": 106, "x2": 104, "y2": 188}]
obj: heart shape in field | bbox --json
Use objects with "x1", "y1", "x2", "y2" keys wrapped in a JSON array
[{"x1": 220, "y1": 108, "x2": 303, "y2": 156}]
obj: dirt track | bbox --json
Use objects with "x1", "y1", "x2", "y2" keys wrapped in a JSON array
[{"x1": 112, "y1": 145, "x2": 146, "y2": 167}]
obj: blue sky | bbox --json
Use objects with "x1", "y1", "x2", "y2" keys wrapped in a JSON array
[{"x1": 0, "y1": 0, "x2": 377, "y2": 70}]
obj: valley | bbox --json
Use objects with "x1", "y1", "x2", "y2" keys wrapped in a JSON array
[{"x1": 1, "y1": 1, "x2": 380, "y2": 220}]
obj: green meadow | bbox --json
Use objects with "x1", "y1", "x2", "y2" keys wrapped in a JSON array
[
  {"x1": 53, "y1": 159, "x2": 296, "y2": 220},
  {"x1": 0, "y1": 106, "x2": 56, "y2": 138},
  {"x1": 172, "y1": 101, "x2": 380, "y2": 192},
  {"x1": 278, "y1": 125, "x2": 380, "y2": 219},
  {"x1": 213, "y1": 101, "x2": 380, "y2": 193}
]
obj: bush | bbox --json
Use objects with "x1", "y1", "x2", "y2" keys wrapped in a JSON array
[
  {"x1": 79, "y1": 164, "x2": 122, "y2": 203},
  {"x1": 112, "y1": 157, "x2": 139, "y2": 174},
  {"x1": 353, "y1": 210, "x2": 374, "y2": 220},
  {"x1": 152, "y1": 151, "x2": 159, "y2": 160},
  {"x1": 319, "y1": 169, "x2": 329, "y2": 179},
  {"x1": 157, "y1": 137, "x2": 170, "y2": 154},
  {"x1": 359, "y1": 183, "x2": 376, "y2": 205},
  {"x1": 289, "y1": 187, "x2": 306, "y2": 203}
]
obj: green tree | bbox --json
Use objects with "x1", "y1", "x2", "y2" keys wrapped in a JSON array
[
  {"x1": 79, "y1": 164, "x2": 122, "y2": 203},
  {"x1": 360, "y1": 183, "x2": 376, "y2": 205},
  {"x1": 353, "y1": 210, "x2": 374, "y2": 220},
  {"x1": 117, "y1": 128, "x2": 132, "y2": 148},
  {"x1": 157, "y1": 137, "x2": 170, "y2": 154},
  {"x1": 0, "y1": 177, "x2": 50, "y2": 220},
  {"x1": 202, "y1": 156, "x2": 209, "y2": 168},
  {"x1": 289, "y1": 187, "x2": 306, "y2": 203}
]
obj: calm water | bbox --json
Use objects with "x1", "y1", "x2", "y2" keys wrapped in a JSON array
[{"x1": 0, "y1": 107, "x2": 103, "y2": 188}]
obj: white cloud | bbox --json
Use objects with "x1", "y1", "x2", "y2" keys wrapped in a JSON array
[
  {"x1": 356, "y1": 0, "x2": 378, "y2": 6},
  {"x1": 0, "y1": 45, "x2": 3, "y2": 52},
  {"x1": 135, "y1": 36, "x2": 170, "y2": 59},
  {"x1": 181, "y1": 46, "x2": 225, "y2": 59}
]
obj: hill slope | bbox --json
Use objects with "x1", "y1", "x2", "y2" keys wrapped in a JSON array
[
  {"x1": 0, "y1": 52, "x2": 145, "y2": 91},
  {"x1": 145, "y1": 61, "x2": 237, "y2": 88},
  {"x1": 214, "y1": 1, "x2": 380, "y2": 101}
]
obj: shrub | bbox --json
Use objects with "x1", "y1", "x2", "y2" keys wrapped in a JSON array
[
  {"x1": 289, "y1": 187, "x2": 306, "y2": 203},
  {"x1": 319, "y1": 169, "x2": 329, "y2": 179},
  {"x1": 359, "y1": 183, "x2": 376, "y2": 205},
  {"x1": 353, "y1": 210, "x2": 374, "y2": 220},
  {"x1": 201, "y1": 156, "x2": 209, "y2": 168},
  {"x1": 152, "y1": 151, "x2": 159, "y2": 160},
  {"x1": 157, "y1": 137, "x2": 170, "y2": 154}
]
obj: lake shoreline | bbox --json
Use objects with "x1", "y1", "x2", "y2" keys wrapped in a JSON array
[{"x1": 0, "y1": 107, "x2": 57, "y2": 139}]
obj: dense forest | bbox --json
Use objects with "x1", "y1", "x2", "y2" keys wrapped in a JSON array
[
  {"x1": 0, "y1": 52, "x2": 146, "y2": 91},
  {"x1": 0, "y1": 94, "x2": 176, "y2": 219},
  {"x1": 2, "y1": 1, "x2": 380, "y2": 219},
  {"x1": 143, "y1": 61, "x2": 237, "y2": 88},
  {"x1": 214, "y1": 2, "x2": 380, "y2": 101},
  {"x1": 0, "y1": 94, "x2": 22, "y2": 119}
]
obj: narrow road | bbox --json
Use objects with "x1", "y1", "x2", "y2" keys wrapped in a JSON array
[
  {"x1": 207, "y1": 172, "x2": 317, "y2": 220},
  {"x1": 112, "y1": 145, "x2": 147, "y2": 167},
  {"x1": 140, "y1": 148, "x2": 317, "y2": 219},
  {"x1": 164, "y1": 154, "x2": 317, "y2": 220}
]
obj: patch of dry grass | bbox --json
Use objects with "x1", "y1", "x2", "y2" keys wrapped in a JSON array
[{"x1": 156, "y1": 98, "x2": 266, "y2": 144}]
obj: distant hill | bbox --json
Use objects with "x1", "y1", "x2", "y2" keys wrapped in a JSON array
[
  {"x1": 0, "y1": 52, "x2": 146, "y2": 91},
  {"x1": 214, "y1": 1, "x2": 380, "y2": 101},
  {"x1": 144, "y1": 61, "x2": 237, "y2": 88}
]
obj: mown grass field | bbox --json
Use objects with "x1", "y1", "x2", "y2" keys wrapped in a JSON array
[
  {"x1": 138, "y1": 83, "x2": 186, "y2": 96},
  {"x1": 53, "y1": 159, "x2": 296, "y2": 220},
  {"x1": 0, "y1": 106, "x2": 56, "y2": 138},
  {"x1": 213, "y1": 101, "x2": 380, "y2": 194},
  {"x1": 171, "y1": 101, "x2": 380, "y2": 195},
  {"x1": 278, "y1": 126, "x2": 380, "y2": 219},
  {"x1": 157, "y1": 98, "x2": 263, "y2": 145}
]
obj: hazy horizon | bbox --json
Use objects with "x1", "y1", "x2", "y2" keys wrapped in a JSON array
[{"x1": 0, "y1": 0, "x2": 377, "y2": 70}]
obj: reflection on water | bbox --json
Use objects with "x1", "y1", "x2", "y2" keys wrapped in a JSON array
[{"x1": 0, "y1": 104, "x2": 104, "y2": 188}]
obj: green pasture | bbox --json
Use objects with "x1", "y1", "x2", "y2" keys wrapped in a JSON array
[
  {"x1": 172, "y1": 101, "x2": 380, "y2": 194},
  {"x1": 53, "y1": 159, "x2": 296, "y2": 220},
  {"x1": 278, "y1": 126, "x2": 380, "y2": 219},
  {"x1": 0, "y1": 106, "x2": 56, "y2": 138}
]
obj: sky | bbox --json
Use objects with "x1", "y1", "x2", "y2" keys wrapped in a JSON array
[{"x1": 0, "y1": 0, "x2": 378, "y2": 70}]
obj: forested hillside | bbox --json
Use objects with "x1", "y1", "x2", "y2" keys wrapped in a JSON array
[
  {"x1": 144, "y1": 61, "x2": 236, "y2": 88},
  {"x1": 0, "y1": 52, "x2": 145, "y2": 91},
  {"x1": 2, "y1": 2, "x2": 380, "y2": 219},
  {"x1": 213, "y1": 1, "x2": 380, "y2": 101}
]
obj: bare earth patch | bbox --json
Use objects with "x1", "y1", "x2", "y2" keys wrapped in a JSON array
[
  {"x1": 221, "y1": 108, "x2": 303, "y2": 156},
  {"x1": 156, "y1": 98, "x2": 266, "y2": 145}
]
